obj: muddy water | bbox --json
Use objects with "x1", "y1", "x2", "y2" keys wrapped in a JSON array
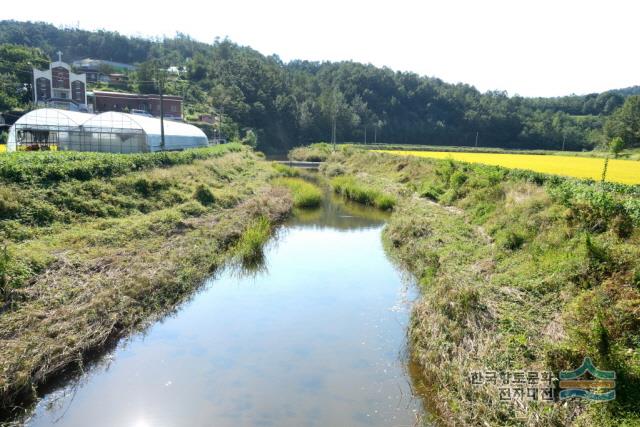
[{"x1": 23, "y1": 195, "x2": 430, "y2": 427}]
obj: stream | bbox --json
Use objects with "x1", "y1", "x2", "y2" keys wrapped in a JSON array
[{"x1": 21, "y1": 193, "x2": 430, "y2": 427}]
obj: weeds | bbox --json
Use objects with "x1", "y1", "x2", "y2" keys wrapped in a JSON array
[
  {"x1": 272, "y1": 177, "x2": 322, "y2": 208},
  {"x1": 234, "y1": 216, "x2": 272, "y2": 264},
  {"x1": 330, "y1": 176, "x2": 397, "y2": 210}
]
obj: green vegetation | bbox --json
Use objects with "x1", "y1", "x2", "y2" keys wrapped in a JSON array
[
  {"x1": 272, "y1": 177, "x2": 322, "y2": 209},
  {"x1": 234, "y1": 216, "x2": 272, "y2": 264},
  {"x1": 0, "y1": 146, "x2": 293, "y2": 412},
  {"x1": 317, "y1": 148, "x2": 640, "y2": 426},
  {"x1": 0, "y1": 144, "x2": 243, "y2": 184},
  {"x1": 2, "y1": 21, "x2": 640, "y2": 153},
  {"x1": 288, "y1": 143, "x2": 332, "y2": 162},
  {"x1": 330, "y1": 175, "x2": 397, "y2": 211},
  {"x1": 271, "y1": 162, "x2": 300, "y2": 177}
]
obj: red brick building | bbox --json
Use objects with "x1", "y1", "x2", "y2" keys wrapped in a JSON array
[{"x1": 92, "y1": 91, "x2": 183, "y2": 119}]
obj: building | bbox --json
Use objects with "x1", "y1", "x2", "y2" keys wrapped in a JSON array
[
  {"x1": 33, "y1": 52, "x2": 89, "y2": 111},
  {"x1": 7, "y1": 108, "x2": 207, "y2": 153},
  {"x1": 72, "y1": 58, "x2": 136, "y2": 84},
  {"x1": 92, "y1": 91, "x2": 183, "y2": 119}
]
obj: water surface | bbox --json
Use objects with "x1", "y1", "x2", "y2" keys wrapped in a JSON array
[{"x1": 24, "y1": 195, "x2": 427, "y2": 427}]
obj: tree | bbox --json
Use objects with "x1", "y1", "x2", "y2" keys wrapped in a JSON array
[
  {"x1": 135, "y1": 60, "x2": 158, "y2": 94},
  {"x1": 0, "y1": 43, "x2": 49, "y2": 109},
  {"x1": 604, "y1": 96, "x2": 640, "y2": 148},
  {"x1": 601, "y1": 137, "x2": 625, "y2": 183},
  {"x1": 241, "y1": 129, "x2": 257, "y2": 148}
]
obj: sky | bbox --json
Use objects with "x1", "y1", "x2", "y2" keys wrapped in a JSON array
[{"x1": 4, "y1": 0, "x2": 639, "y2": 97}]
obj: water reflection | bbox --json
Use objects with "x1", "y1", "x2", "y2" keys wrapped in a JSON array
[
  {"x1": 19, "y1": 193, "x2": 428, "y2": 427},
  {"x1": 291, "y1": 192, "x2": 390, "y2": 230}
]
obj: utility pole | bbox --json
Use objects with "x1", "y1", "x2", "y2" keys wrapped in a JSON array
[
  {"x1": 157, "y1": 64, "x2": 166, "y2": 150},
  {"x1": 331, "y1": 88, "x2": 337, "y2": 151},
  {"x1": 374, "y1": 125, "x2": 377, "y2": 144},
  {"x1": 562, "y1": 135, "x2": 566, "y2": 151},
  {"x1": 475, "y1": 131, "x2": 479, "y2": 148},
  {"x1": 364, "y1": 126, "x2": 367, "y2": 144}
]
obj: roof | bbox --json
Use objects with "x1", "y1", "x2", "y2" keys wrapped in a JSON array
[
  {"x1": 82, "y1": 111, "x2": 206, "y2": 138},
  {"x1": 11, "y1": 108, "x2": 94, "y2": 130},
  {"x1": 93, "y1": 91, "x2": 183, "y2": 101}
]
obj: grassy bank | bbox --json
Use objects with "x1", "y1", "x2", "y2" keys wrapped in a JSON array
[
  {"x1": 317, "y1": 147, "x2": 640, "y2": 426},
  {"x1": 0, "y1": 145, "x2": 293, "y2": 416}
]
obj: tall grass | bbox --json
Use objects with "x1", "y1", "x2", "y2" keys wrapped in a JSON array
[
  {"x1": 271, "y1": 162, "x2": 300, "y2": 177},
  {"x1": 234, "y1": 216, "x2": 272, "y2": 263},
  {"x1": 272, "y1": 177, "x2": 322, "y2": 208},
  {"x1": 330, "y1": 175, "x2": 396, "y2": 210}
]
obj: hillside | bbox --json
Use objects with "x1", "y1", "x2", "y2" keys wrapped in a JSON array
[{"x1": 0, "y1": 20, "x2": 638, "y2": 153}]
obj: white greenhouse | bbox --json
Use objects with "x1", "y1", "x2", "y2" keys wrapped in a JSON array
[{"x1": 7, "y1": 108, "x2": 208, "y2": 153}]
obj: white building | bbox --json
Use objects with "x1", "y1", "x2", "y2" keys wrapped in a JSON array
[{"x1": 33, "y1": 52, "x2": 89, "y2": 111}]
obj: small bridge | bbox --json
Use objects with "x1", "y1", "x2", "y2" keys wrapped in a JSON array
[{"x1": 275, "y1": 160, "x2": 322, "y2": 169}]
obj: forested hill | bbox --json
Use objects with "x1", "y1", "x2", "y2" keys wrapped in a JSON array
[{"x1": 1, "y1": 20, "x2": 639, "y2": 153}]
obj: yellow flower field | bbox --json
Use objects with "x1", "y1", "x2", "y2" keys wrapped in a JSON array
[
  {"x1": 376, "y1": 150, "x2": 640, "y2": 185},
  {"x1": 0, "y1": 145, "x2": 6, "y2": 153}
]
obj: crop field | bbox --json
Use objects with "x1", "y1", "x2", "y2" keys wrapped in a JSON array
[{"x1": 376, "y1": 150, "x2": 640, "y2": 184}]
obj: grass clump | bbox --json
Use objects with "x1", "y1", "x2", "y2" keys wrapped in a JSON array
[
  {"x1": 288, "y1": 143, "x2": 332, "y2": 162},
  {"x1": 330, "y1": 175, "x2": 396, "y2": 211},
  {"x1": 272, "y1": 177, "x2": 322, "y2": 209},
  {"x1": 234, "y1": 216, "x2": 272, "y2": 264},
  {"x1": 271, "y1": 162, "x2": 300, "y2": 177}
]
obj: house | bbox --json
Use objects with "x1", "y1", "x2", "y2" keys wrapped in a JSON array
[
  {"x1": 33, "y1": 52, "x2": 89, "y2": 111},
  {"x1": 72, "y1": 58, "x2": 136, "y2": 84},
  {"x1": 91, "y1": 90, "x2": 183, "y2": 119}
]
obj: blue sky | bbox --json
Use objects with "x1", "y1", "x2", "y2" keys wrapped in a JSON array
[{"x1": 4, "y1": 0, "x2": 639, "y2": 97}]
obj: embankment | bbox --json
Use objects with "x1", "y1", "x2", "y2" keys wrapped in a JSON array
[
  {"x1": 319, "y1": 147, "x2": 640, "y2": 426},
  {"x1": 0, "y1": 145, "x2": 293, "y2": 414}
]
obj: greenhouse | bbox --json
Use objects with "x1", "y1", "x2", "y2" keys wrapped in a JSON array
[{"x1": 7, "y1": 108, "x2": 208, "y2": 153}]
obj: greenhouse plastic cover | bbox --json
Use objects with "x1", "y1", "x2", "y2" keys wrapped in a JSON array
[{"x1": 7, "y1": 108, "x2": 208, "y2": 152}]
